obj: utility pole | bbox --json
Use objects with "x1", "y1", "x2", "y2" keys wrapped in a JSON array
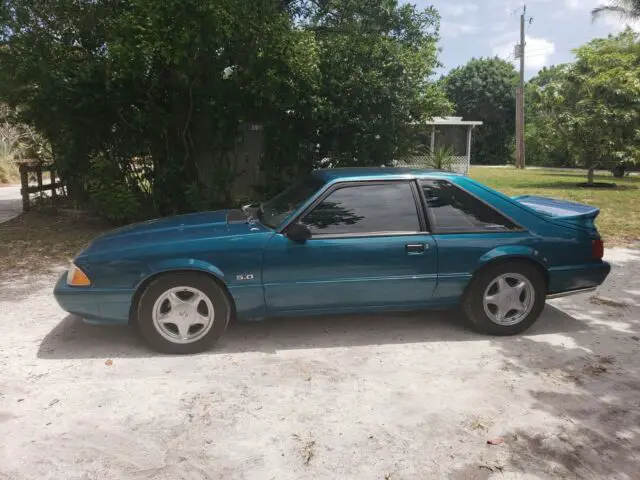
[{"x1": 515, "y1": 6, "x2": 526, "y2": 169}]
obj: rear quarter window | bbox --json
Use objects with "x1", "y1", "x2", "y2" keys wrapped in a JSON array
[{"x1": 420, "y1": 179, "x2": 519, "y2": 233}]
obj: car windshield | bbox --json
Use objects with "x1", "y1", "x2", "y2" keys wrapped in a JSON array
[{"x1": 259, "y1": 175, "x2": 325, "y2": 229}]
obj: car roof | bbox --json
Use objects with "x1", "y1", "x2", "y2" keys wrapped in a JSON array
[{"x1": 312, "y1": 167, "x2": 461, "y2": 183}]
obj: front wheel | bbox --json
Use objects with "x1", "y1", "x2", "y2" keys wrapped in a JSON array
[
  {"x1": 462, "y1": 262, "x2": 546, "y2": 336},
  {"x1": 136, "y1": 272, "x2": 231, "y2": 354}
]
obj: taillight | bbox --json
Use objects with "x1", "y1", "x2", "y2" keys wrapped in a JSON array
[{"x1": 592, "y1": 239, "x2": 604, "y2": 260}]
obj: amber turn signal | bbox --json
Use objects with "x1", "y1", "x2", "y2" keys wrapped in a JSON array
[{"x1": 67, "y1": 263, "x2": 91, "y2": 286}]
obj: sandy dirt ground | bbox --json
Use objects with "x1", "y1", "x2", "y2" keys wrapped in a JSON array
[{"x1": 1, "y1": 248, "x2": 639, "y2": 479}]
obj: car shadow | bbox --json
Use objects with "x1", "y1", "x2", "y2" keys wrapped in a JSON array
[
  {"x1": 37, "y1": 315, "x2": 154, "y2": 359},
  {"x1": 37, "y1": 304, "x2": 587, "y2": 359}
]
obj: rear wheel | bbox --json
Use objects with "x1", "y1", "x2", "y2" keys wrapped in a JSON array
[
  {"x1": 463, "y1": 262, "x2": 546, "y2": 336},
  {"x1": 136, "y1": 272, "x2": 231, "y2": 354}
]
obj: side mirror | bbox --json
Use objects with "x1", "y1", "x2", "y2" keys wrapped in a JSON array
[
  {"x1": 285, "y1": 223, "x2": 312, "y2": 243},
  {"x1": 242, "y1": 203, "x2": 259, "y2": 216}
]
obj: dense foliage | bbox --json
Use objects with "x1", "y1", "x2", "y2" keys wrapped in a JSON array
[
  {"x1": 526, "y1": 29, "x2": 640, "y2": 182},
  {"x1": 0, "y1": 0, "x2": 449, "y2": 220},
  {"x1": 2, "y1": 0, "x2": 638, "y2": 216},
  {"x1": 440, "y1": 57, "x2": 518, "y2": 165}
]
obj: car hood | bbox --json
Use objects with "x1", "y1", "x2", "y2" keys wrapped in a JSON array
[{"x1": 79, "y1": 209, "x2": 269, "y2": 257}]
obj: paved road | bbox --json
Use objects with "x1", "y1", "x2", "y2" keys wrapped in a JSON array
[{"x1": 0, "y1": 185, "x2": 21, "y2": 224}]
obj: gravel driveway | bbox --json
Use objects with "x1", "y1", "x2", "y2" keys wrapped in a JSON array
[
  {"x1": 0, "y1": 185, "x2": 21, "y2": 224},
  {"x1": 1, "y1": 248, "x2": 639, "y2": 479}
]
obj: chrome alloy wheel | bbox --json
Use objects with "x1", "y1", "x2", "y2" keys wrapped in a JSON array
[
  {"x1": 482, "y1": 273, "x2": 535, "y2": 326},
  {"x1": 152, "y1": 286, "x2": 215, "y2": 344}
]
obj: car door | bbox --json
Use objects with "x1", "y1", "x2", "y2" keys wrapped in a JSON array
[{"x1": 262, "y1": 180, "x2": 438, "y2": 314}]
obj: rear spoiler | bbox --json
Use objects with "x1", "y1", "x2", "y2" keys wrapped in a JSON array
[{"x1": 513, "y1": 195, "x2": 600, "y2": 233}]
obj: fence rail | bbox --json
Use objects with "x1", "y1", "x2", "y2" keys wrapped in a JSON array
[{"x1": 19, "y1": 163, "x2": 63, "y2": 212}]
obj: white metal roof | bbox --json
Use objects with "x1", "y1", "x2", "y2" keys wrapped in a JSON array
[{"x1": 424, "y1": 116, "x2": 483, "y2": 126}]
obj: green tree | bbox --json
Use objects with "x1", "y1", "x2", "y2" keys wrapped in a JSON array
[
  {"x1": 0, "y1": 0, "x2": 321, "y2": 218},
  {"x1": 524, "y1": 65, "x2": 574, "y2": 168},
  {"x1": 0, "y1": 0, "x2": 449, "y2": 220},
  {"x1": 440, "y1": 57, "x2": 518, "y2": 165},
  {"x1": 299, "y1": 0, "x2": 451, "y2": 167},
  {"x1": 240, "y1": 0, "x2": 451, "y2": 197},
  {"x1": 527, "y1": 30, "x2": 640, "y2": 184}
]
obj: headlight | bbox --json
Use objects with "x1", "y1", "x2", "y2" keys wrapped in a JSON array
[{"x1": 67, "y1": 262, "x2": 91, "y2": 286}]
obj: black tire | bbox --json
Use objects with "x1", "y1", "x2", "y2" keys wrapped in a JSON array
[
  {"x1": 462, "y1": 261, "x2": 546, "y2": 336},
  {"x1": 136, "y1": 272, "x2": 231, "y2": 354}
]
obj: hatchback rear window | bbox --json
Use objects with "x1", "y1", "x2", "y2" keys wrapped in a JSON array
[{"x1": 420, "y1": 180, "x2": 518, "y2": 233}]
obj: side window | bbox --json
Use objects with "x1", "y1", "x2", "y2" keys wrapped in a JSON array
[
  {"x1": 300, "y1": 182, "x2": 420, "y2": 235},
  {"x1": 420, "y1": 179, "x2": 518, "y2": 233}
]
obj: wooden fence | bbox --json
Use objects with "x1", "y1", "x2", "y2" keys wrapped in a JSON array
[{"x1": 19, "y1": 163, "x2": 63, "y2": 212}]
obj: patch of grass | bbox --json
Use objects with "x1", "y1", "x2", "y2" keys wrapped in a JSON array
[
  {"x1": 0, "y1": 212, "x2": 111, "y2": 279},
  {"x1": 597, "y1": 355, "x2": 616, "y2": 365},
  {"x1": 468, "y1": 415, "x2": 493, "y2": 432},
  {"x1": 302, "y1": 440, "x2": 316, "y2": 466},
  {"x1": 590, "y1": 296, "x2": 629, "y2": 309},
  {"x1": 291, "y1": 433, "x2": 317, "y2": 467},
  {"x1": 470, "y1": 167, "x2": 640, "y2": 245},
  {"x1": 583, "y1": 362, "x2": 608, "y2": 377}
]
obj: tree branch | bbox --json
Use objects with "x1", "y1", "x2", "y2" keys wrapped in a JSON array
[{"x1": 592, "y1": 5, "x2": 633, "y2": 22}]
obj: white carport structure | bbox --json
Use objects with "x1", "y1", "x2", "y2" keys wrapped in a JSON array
[
  {"x1": 426, "y1": 117, "x2": 483, "y2": 174},
  {"x1": 397, "y1": 116, "x2": 483, "y2": 175}
]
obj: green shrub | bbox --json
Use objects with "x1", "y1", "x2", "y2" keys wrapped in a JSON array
[{"x1": 86, "y1": 157, "x2": 143, "y2": 223}]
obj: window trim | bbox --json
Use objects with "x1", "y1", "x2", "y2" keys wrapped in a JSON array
[
  {"x1": 417, "y1": 179, "x2": 526, "y2": 235},
  {"x1": 304, "y1": 231, "x2": 428, "y2": 240},
  {"x1": 279, "y1": 179, "x2": 428, "y2": 239}
]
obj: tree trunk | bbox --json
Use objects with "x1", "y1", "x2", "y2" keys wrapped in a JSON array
[{"x1": 587, "y1": 166, "x2": 595, "y2": 185}]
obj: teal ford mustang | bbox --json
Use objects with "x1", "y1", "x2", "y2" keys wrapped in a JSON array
[{"x1": 54, "y1": 168, "x2": 611, "y2": 354}]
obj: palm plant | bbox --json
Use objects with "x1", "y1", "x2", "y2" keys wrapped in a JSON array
[
  {"x1": 592, "y1": 0, "x2": 640, "y2": 21},
  {"x1": 425, "y1": 146, "x2": 457, "y2": 171}
]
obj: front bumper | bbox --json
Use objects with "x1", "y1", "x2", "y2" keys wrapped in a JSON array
[
  {"x1": 547, "y1": 261, "x2": 611, "y2": 297},
  {"x1": 53, "y1": 273, "x2": 133, "y2": 325}
]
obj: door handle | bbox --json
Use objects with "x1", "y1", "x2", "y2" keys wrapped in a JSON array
[{"x1": 405, "y1": 243, "x2": 427, "y2": 255}]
